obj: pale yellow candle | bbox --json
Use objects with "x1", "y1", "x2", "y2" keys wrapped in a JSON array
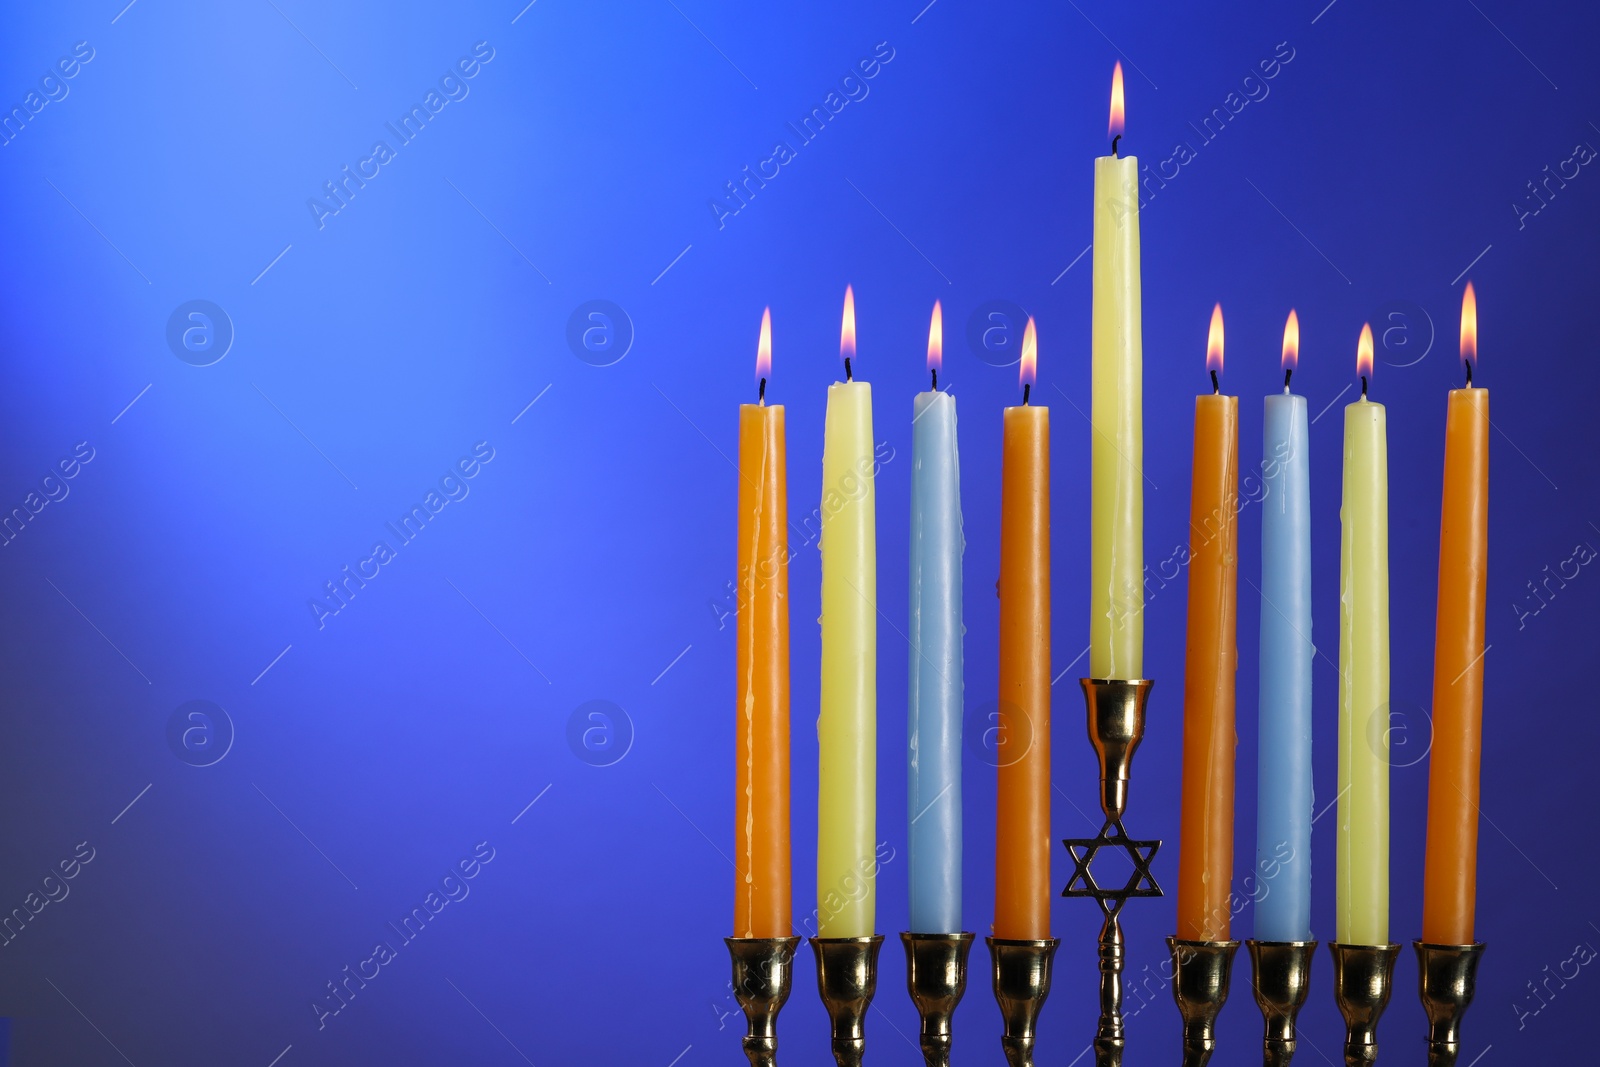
[
  {"x1": 1336, "y1": 324, "x2": 1390, "y2": 946},
  {"x1": 817, "y1": 286, "x2": 877, "y2": 938},
  {"x1": 1090, "y1": 62, "x2": 1144, "y2": 680}
]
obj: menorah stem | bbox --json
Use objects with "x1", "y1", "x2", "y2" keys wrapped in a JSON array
[{"x1": 1094, "y1": 913, "x2": 1126, "y2": 1066}]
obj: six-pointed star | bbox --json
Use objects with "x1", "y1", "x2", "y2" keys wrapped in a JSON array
[{"x1": 1062, "y1": 822, "x2": 1162, "y2": 918}]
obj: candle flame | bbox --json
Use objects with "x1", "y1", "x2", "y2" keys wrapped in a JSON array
[
  {"x1": 1019, "y1": 316, "x2": 1037, "y2": 390},
  {"x1": 755, "y1": 306, "x2": 771, "y2": 383},
  {"x1": 1108, "y1": 62, "x2": 1125, "y2": 140},
  {"x1": 1206, "y1": 303, "x2": 1224, "y2": 376},
  {"x1": 1357, "y1": 322, "x2": 1374, "y2": 381},
  {"x1": 927, "y1": 300, "x2": 942, "y2": 373},
  {"x1": 839, "y1": 284, "x2": 856, "y2": 370},
  {"x1": 1461, "y1": 280, "x2": 1478, "y2": 368},
  {"x1": 1282, "y1": 309, "x2": 1300, "y2": 371}
]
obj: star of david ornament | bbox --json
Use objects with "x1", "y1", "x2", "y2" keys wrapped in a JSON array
[{"x1": 1061, "y1": 821, "x2": 1162, "y2": 918}]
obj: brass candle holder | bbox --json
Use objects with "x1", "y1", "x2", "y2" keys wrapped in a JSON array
[
  {"x1": 1168, "y1": 937, "x2": 1240, "y2": 1067},
  {"x1": 1246, "y1": 939, "x2": 1317, "y2": 1066},
  {"x1": 901, "y1": 931, "x2": 974, "y2": 1067},
  {"x1": 1414, "y1": 941, "x2": 1485, "y2": 1067},
  {"x1": 987, "y1": 935, "x2": 1059, "y2": 1067},
  {"x1": 1062, "y1": 678, "x2": 1164, "y2": 1067},
  {"x1": 1328, "y1": 942, "x2": 1400, "y2": 1065},
  {"x1": 810, "y1": 934, "x2": 884, "y2": 1067},
  {"x1": 725, "y1": 936, "x2": 802, "y2": 1067}
]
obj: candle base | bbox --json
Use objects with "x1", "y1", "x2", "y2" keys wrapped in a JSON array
[
  {"x1": 1414, "y1": 941, "x2": 1485, "y2": 1067},
  {"x1": 1328, "y1": 942, "x2": 1400, "y2": 1065},
  {"x1": 725, "y1": 936, "x2": 802, "y2": 1067},
  {"x1": 1246, "y1": 940, "x2": 1316, "y2": 1066},
  {"x1": 901, "y1": 932, "x2": 974, "y2": 1067},
  {"x1": 1168, "y1": 938, "x2": 1240, "y2": 1067},
  {"x1": 987, "y1": 936, "x2": 1059, "y2": 1067},
  {"x1": 810, "y1": 935, "x2": 883, "y2": 1067}
]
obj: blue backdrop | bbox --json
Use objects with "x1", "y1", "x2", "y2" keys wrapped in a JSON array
[{"x1": 0, "y1": 1, "x2": 1594, "y2": 1064}]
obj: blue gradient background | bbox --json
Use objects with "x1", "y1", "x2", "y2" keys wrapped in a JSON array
[{"x1": 0, "y1": 1, "x2": 1595, "y2": 1063}]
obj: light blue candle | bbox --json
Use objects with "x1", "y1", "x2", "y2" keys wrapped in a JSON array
[
  {"x1": 1256, "y1": 374, "x2": 1314, "y2": 941},
  {"x1": 907, "y1": 368, "x2": 963, "y2": 934}
]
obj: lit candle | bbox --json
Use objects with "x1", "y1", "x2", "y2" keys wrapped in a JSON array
[
  {"x1": 1090, "y1": 62, "x2": 1145, "y2": 681},
  {"x1": 908, "y1": 301, "x2": 964, "y2": 934},
  {"x1": 994, "y1": 318, "x2": 1051, "y2": 940},
  {"x1": 817, "y1": 285, "x2": 877, "y2": 938},
  {"x1": 1336, "y1": 324, "x2": 1390, "y2": 946},
  {"x1": 1255, "y1": 310, "x2": 1314, "y2": 943},
  {"x1": 1176, "y1": 305, "x2": 1239, "y2": 942},
  {"x1": 1421, "y1": 282, "x2": 1489, "y2": 946},
  {"x1": 735, "y1": 308, "x2": 791, "y2": 939}
]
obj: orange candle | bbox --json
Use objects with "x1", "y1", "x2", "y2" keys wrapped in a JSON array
[
  {"x1": 994, "y1": 319, "x2": 1051, "y2": 940},
  {"x1": 1421, "y1": 282, "x2": 1489, "y2": 946},
  {"x1": 1176, "y1": 305, "x2": 1239, "y2": 942},
  {"x1": 734, "y1": 308, "x2": 791, "y2": 939}
]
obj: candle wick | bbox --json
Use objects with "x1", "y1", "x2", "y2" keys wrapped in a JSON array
[
  {"x1": 844, "y1": 356, "x2": 853, "y2": 382},
  {"x1": 931, "y1": 367, "x2": 938, "y2": 391},
  {"x1": 1111, "y1": 133, "x2": 1121, "y2": 158},
  {"x1": 1209, "y1": 368, "x2": 1220, "y2": 395},
  {"x1": 758, "y1": 376, "x2": 767, "y2": 404},
  {"x1": 1022, "y1": 382, "x2": 1031, "y2": 406},
  {"x1": 1464, "y1": 359, "x2": 1473, "y2": 388},
  {"x1": 1283, "y1": 367, "x2": 1293, "y2": 393},
  {"x1": 1360, "y1": 374, "x2": 1368, "y2": 399}
]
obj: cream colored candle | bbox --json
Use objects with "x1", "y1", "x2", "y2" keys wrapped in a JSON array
[
  {"x1": 817, "y1": 286, "x2": 877, "y2": 938},
  {"x1": 1090, "y1": 62, "x2": 1144, "y2": 680},
  {"x1": 1336, "y1": 324, "x2": 1390, "y2": 946}
]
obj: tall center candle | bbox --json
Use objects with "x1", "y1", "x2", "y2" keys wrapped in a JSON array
[
  {"x1": 1090, "y1": 62, "x2": 1145, "y2": 680},
  {"x1": 907, "y1": 301, "x2": 964, "y2": 934},
  {"x1": 817, "y1": 286, "x2": 877, "y2": 938},
  {"x1": 1256, "y1": 310, "x2": 1314, "y2": 943},
  {"x1": 735, "y1": 308, "x2": 791, "y2": 939},
  {"x1": 1336, "y1": 324, "x2": 1390, "y2": 947},
  {"x1": 1176, "y1": 305, "x2": 1239, "y2": 942},
  {"x1": 994, "y1": 319, "x2": 1051, "y2": 940}
]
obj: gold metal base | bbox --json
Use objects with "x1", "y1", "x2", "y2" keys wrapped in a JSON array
[
  {"x1": 811, "y1": 935, "x2": 884, "y2": 1067},
  {"x1": 1415, "y1": 941, "x2": 1485, "y2": 1067},
  {"x1": 1247, "y1": 939, "x2": 1316, "y2": 1066},
  {"x1": 1168, "y1": 938, "x2": 1240, "y2": 1067},
  {"x1": 725, "y1": 936, "x2": 802, "y2": 1067},
  {"x1": 1328, "y1": 942, "x2": 1400, "y2": 1065},
  {"x1": 988, "y1": 936, "x2": 1059, "y2": 1067},
  {"x1": 901, "y1": 932, "x2": 974, "y2": 1067}
]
